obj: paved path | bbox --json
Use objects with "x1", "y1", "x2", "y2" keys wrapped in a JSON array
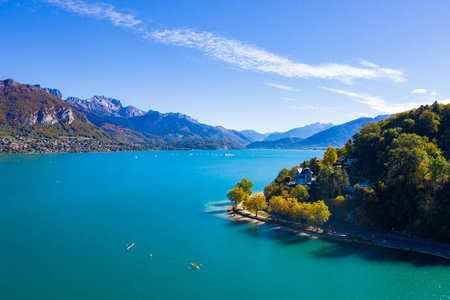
[{"x1": 230, "y1": 201, "x2": 450, "y2": 260}]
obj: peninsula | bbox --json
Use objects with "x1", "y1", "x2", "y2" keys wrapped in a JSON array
[{"x1": 227, "y1": 103, "x2": 450, "y2": 259}]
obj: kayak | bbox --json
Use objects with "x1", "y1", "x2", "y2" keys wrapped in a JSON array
[
  {"x1": 191, "y1": 263, "x2": 200, "y2": 269},
  {"x1": 126, "y1": 243, "x2": 135, "y2": 250}
]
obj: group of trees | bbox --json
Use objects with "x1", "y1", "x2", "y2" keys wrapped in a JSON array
[
  {"x1": 228, "y1": 147, "x2": 337, "y2": 229},
  {"x1": 343, "y1": 102, "x2": 450, "y2": 241},
  {"x1": 267, "y1": 196, "x2": 330, "y2": 229},
  {"x1": 227, "y1": 178, "x2": 267, "y2": 217},
  {"x1": 227, "y1": 103, "x2": 450, "y2": 242},
  {"x1": 227, "y1": 178, "x2": 254, "y2": 207}
]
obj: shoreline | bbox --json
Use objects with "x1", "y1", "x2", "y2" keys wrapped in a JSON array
[{"x1": 227, "y1": 203, "x2": 450, "y2": 260}]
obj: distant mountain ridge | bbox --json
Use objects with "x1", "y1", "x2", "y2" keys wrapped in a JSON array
[
  {"x1": 240, "y1": 130, "x2": 272, "y2": 142},
  {"x1": 66, "y1": 95, "x2": 251, "y2": 146},
  {"x1": 0, "y1": 79, "x2": 244, "y2": 153},
  {"x1": 247, "y1": 115, "x2": 391, "y2": 149},
  {"x1": 66, "y1": 95, "x2": 146, "y2": 118},
  {"x1": 263, "y1": 122, "x2": 334, "y2": 141}
]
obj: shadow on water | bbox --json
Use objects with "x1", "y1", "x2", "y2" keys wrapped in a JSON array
[
  {"x1": 233, "y1": 221, "x2": 310, "y2": 245},
  {"x1": 222, "y1": 216, "x2": 449, "y2": 266},
  {"x1": 225, "y1": 219, "x2": 449, "y2": 266},
  {"x1": 212, "y1": 202, "x2": 231, "y2": 207},
  {"x1": 205, "y1": 209, "x2": 229, "y2": 215},
  {"x1": 309, "y1": 240, "x2": 450, "y2": 267}
]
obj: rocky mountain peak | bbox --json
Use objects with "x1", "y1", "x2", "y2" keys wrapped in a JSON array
[
  {"x1": 34, "y1": 84, "x2": 63, "y2": 99},
  {"x1": 89, "y1": 95, "x2": 123, "y2": 110},
  {"x1": 66, "y1": 95, "x2": 146, "y2": 118},
  {"x1": 1, "y1": 79, "x2": 41, "y2": 95}
]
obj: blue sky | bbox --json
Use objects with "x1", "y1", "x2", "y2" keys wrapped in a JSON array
[{"x1": 1, "y1": 0, "x2": 450, "y2": 132}]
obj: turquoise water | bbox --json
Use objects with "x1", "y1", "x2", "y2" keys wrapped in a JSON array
[{"x1": 0, "y1": 150, "x2": 448, "y2": 300}]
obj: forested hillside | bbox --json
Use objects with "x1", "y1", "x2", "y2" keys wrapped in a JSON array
[
  {"x1": 344, "y1": 102, "x2": 450, "y2": 241},
  {"x1": 261, "y1": 102, "x2": 450, "y2": 242}
]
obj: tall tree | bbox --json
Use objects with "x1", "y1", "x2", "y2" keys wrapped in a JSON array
[
  {"x1": 290, "y1": 185, "x2": 309, "y2": 202},
  {"x1": 227, "y1": 186, "x2": 248, "y2": 207},
  {"x1": 322, "y1": 146, "x2": 338, "y2": 166},
  {"x1": 236, "y1": 178, "x2": 254, "y2": 195},
  {"x1": 244, "y1": 195, "x2": 267, "y2": 217},
  {"x1": 305, "y1": 200, "x2": 331, "y2": 230}
]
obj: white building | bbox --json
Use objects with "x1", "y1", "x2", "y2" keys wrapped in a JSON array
[{"x1": 294, "y1": 168, "x2": 313, "y2": 185}]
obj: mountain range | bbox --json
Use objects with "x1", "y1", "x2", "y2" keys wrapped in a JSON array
[
  {"x1": 0, "y1": 78, "x2": 392, "y2": 153},
  {"x1": 65, "y1": 95, "x2": 251, "y2": 146},
  {"x1": 0, "y1": 79, "x2": 245, "y2": 153},
  {"x1": 262, "y1": 122, "x2": 334, "y2": 141},
  {"x1": 247, "y1": 115, "x2": 390, "y2": 149}
]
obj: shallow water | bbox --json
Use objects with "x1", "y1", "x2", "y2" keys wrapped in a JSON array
[{"x1": 0, "y1": 150, "x2": 448, "y2": 299}]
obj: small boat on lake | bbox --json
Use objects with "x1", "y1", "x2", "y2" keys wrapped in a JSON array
[
  {"x1": 126, "y1": 243, "x2": 135, "y2": 250},
  {"x1": 191, "y1": 263, "x2": 200, "y2": 269}
]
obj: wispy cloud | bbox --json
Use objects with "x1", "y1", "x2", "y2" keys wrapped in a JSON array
[
  {"x1": 320, "y1": 86, "x2": 440, "y2": 114},
  {"x1": 147, "y1": 28, "x2": 406, "y2": 83},
  {"x1": 41, "y1": 0, "x2": 406, "y2": 83},
  {"x1": 411, "y1": 88, "x2": 427, "y2": 94},
  {"x1": 264, "y1": 82, "x2": 299, "y2": 91},
  {"x1": 360, "y1": 61, "x2": 378, "y2": 68},
  {"x1": 430, "y1": 92, "x2": 437, "y2": 95},
  {"x1": 291, "y1": 105, "x2": 317, "y2": 110},
  {"x1": 42, "y1": 0, "x2": 143, "y2": 29},
  {"x1": 281, "y1": 97, "x2": 296, "y2": 101},
  {"x1": 353, "y1": 112, "x2": 375, "y2": 117}
]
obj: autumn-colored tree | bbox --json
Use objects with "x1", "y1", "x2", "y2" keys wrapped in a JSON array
[
  {"x1": 290, "y1": 185, "x2": 309, "y2": 202},
  {"x1": 244, "y1": 195, "x2": 267, "y2": 217},
  {"x1": 305, "y1": 200, "x2": 331, "y2": 230},
  {"x1": 227, "y1": 186, "x2": 248, "y2": 207},
  {"x1": 322, "y1": 146, "x2": 338, "y2": 166},
  {"x1": 267, "y1": 196, "x2": 288, "y2": 216}
]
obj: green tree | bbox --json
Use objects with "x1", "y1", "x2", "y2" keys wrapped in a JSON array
[
  {"x1": 322, "y1": 146, "x2": 338, "y2": 166},
  {"x1": 227, "y1": 186, "x2": 248, "y2": 207},
  {"x1": 330, "y1": 196, "x2": 347, "y2": 219},
  {"x1": 244, "y1": 195, "x2": 267, "y2": 217},
  {"x1": 428, "y1": 155, "x2": 448, "y2": 180},
  {"x1": 263, "y1": 182, "x2": 280, "y2": 201},
  {"x1": 415, "y1": 110, "x2": 440, "y2": 138},
  {"x1": 290, "y1": 185, "x2": 309, "y2": 202},
  {"x1": 336, "y1": 147, "x2": 347, "y2": 158},
  {"x1": 237, "y1": 178, "x2": 254, "y2": 195},
  {"x1": 275, "y1": 168, "x2": 290, "y2": 184},
  {"x1": 309, "y1": 157, "x2": 321, "y2": 174}
]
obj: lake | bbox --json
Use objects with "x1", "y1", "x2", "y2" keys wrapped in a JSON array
[{"x1": 0, "y1": 150, "x2": 448, "y2": 299}]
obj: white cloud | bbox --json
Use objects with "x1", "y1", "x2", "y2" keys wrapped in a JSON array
[
  {"x1": 264, "y1": 82, "x2": 299, "y2": 91},
  {"x1": 411, "y1": 89, "x2": 427, "y2": 94},
  {"x1": 291, "y1": 105, "x2": 317, "y2": 110},
  {"x1": 360, "y1": 61, "x2": 379, "y2": 68},
  {"x1": 353, "y1": 112, "x2": 375, "y2": 117},
  {"x1": 42, "y1": 0, "x2": 143, "y2": 29},
  {"x1": 430, "y1": 92, "x2": 437, "y2": 95},
  {"x1": 320, "y1": 86, "x2": 436, "y2": 114},
  {"x1": 281, "y1": 97, "x2": 296, "y2": 101},
  {"x1": 147, "y1": 28, "x2": 406, "y2": 83},
  {"x1": 41, "y1": 0, "x2": 407, "y2": 83}
]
